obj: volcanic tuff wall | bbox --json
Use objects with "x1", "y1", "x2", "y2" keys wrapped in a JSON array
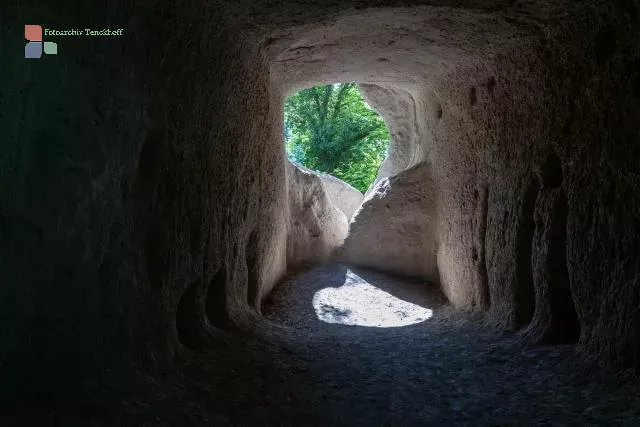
[{"x1": 1, "y1": 0, "x2": 639, "y2": 403}]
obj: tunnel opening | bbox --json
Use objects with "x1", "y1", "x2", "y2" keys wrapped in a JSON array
[
  {"x1": 254, "y1": 3, "x2": 640, "y2": 386},
  {"x1": 284, "y1": 82, "x2": 390, "y2": 195}
]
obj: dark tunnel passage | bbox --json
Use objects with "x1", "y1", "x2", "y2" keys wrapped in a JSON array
[{"x1": 2, "y1": 1, "x2": 640, "y2": 425}]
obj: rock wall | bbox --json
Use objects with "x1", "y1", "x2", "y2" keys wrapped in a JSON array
[
  {"x1": 315, "y1": 170, "x2": 364, "y2": 219},
  {"x1": 337, "y1": 162, "x2": 439, "y2": 282},
  {"x1": 1, "y1": 0, "x2": 292, "y2": 401},
  {"x1": 286, "y1": 161, "x2": 350, "y2": 271},
  {"x1": 358, "y1": 84, "x2": 427, "y2": 187}
]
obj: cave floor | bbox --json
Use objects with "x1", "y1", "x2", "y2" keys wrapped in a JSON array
[
  {"x1": 232, "y1": 264, "x2": 640, "y2": 426},
  {"x1": 8, "y1": 264, "x2": 640, "y2": 426}
]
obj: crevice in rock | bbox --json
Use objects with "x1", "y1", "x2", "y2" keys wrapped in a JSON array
[
  {"x1": 475, "y1": 185, "x2": 490, "y2": 310},
  {"x1": 537, "y1": 152, "x2": 563, "y2": 189},
  {"x1": 176, "y1": 281, "x2": 207, "y2": 351},
  {"x1": 134, "y1": 130, "x2": 164, "y2": 197},
  {"x1": 143, "y1": 228, "x2": 164, "y2": 291},
  {"x1": 206, "y1": 267, "x2": 229, "y2": 328},
  {"x1": 502, "y1": 210, "x2": 510, "y2": 246},
  {"x1": 515, "y1": 179, "x2": 539, "y2": 328},
  {"x1": 190, "y1": 213, "x2": 203, "y2": 253},
  {"x1": 469, "y1": 86, "x2": 477, "y2": 105},
  {"x1": 246, "y1": 230, "x2": 260, "y2": 310},
  {"x1": 546, "y1": 191, "x2": 581, "y2": 343},
  {"x1": 486, "y1": 76, "x2": 496, "y2": 95},
  {"x1": 526, "y1": 180, "x2": 581, "y2": 345}
]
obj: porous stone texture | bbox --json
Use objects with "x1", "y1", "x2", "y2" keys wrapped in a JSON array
[
  {"x1": 523, "y1": 182, "x2": 581, "y2": 344},
  {"x1": 337, "y1": 162, "x2": 439, "y2": 282},
  {"x1": 286, "y1": 161, "x2": 349, "y2": 271},
  {"x1": 314, "y1": 169, "x2": 364, "y2": 219},
  {"x1": 2, "y1": 0, "x2": 640, "y2": 419},
  {"x1": 358, "y1": 84, "x2": 430, "y2": 188}
]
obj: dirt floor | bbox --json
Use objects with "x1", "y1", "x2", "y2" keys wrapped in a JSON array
[
  {"x1": 255, "y1": 264, "x2": 640, "y2": 426},
  {"x1": 4, "y1": 263, "x2": 640, "y2": 426}
]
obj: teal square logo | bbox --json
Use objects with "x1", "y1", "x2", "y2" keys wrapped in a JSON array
[{"x1": 43, "y1": 41, "x2": 57, "y2": 54}]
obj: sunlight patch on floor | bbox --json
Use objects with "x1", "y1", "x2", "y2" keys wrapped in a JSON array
[{"x1": 312, "y1": 270, "x2": 433, "y2": 327}]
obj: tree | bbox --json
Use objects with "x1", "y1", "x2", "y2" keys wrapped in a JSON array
[{"x1": 284, "y1": 83, "x2": 389, "y2": 193}]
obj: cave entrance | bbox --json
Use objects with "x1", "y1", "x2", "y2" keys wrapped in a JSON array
[{"x1": 284, "y1": 82, "x2": 390, "y2": 195}]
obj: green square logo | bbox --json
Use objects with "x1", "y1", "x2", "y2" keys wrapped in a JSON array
[{"x1": 43, "y1": 41, "x2": 57, "y2": 54}]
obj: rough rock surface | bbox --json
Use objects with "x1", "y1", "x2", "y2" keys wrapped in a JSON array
[
  {"x1": 1, "y1": 0, "x2": 640, "y2": 421},
  {"x1": 337, "y1": 162, "x2": 439, "y2": 282},
  {"x1": 359, "y1": 83, "x2": 429, "y2": 188},
  {"x1": 286, "y1": 161, "x2": 349, "y2": 272},
  {"x1": 315, "y1": 169, "x2": 364, "y2": 219},
  {"x1": 291, "y1": 163, "x2": 364, "y2": 219}
]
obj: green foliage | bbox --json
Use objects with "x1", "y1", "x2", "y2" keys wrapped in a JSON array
[{"x1": 284, "y1": 83, "x2": 389, "y2": 193}]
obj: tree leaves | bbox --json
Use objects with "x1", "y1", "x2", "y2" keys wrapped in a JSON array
[{"x1": 284, "y1": 83, "x2": 389, "y2": 192}]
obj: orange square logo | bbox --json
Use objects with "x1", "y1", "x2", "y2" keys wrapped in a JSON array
[{"x1": 25, "y1": 25, "x2": 42, "y2": 41}]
